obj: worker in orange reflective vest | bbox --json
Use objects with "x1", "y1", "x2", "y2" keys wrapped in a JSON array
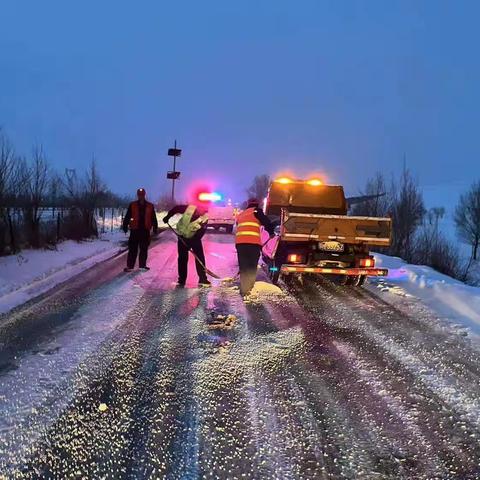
[
  {"x1": 235, "y1": 198, "x2": 275, "y2": 296},
  {"x1": 122, "y1": 188, "x2": 158, "y2": 272}
]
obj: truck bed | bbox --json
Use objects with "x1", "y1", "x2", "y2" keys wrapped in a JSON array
[{"x1": 281, "y1": 211, "x2": 392, "y2": 247}]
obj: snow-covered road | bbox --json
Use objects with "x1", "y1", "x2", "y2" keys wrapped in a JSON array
[{"x1": 1, "y1": 232, "x2": 480, "y2": 479}]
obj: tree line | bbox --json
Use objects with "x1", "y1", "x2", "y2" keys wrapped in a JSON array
[
  {"x1": 351, "y1": 169, "x2": 480, "y2": 284},
  {"x1": 0, "y1": 131, "x2": 129, "y2": 255}
]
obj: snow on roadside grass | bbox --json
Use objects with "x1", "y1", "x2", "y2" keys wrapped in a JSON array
[
  {"x1": 0, "y1": 231, "x2": 126, "y2": 314},
  {"x1": 369, "y1": 253, "x2": 480, "y2": 338},
  {"x1": 0, "y1": 212, "x2": 171, "y2": 315}
]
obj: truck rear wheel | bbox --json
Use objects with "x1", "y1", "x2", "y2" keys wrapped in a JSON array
[
  {"x1": 226, "y1": 225, "x2": 233, "y2": 234},
  {"x1": 350, "y1": 275, "x2": 361, "y2": 287},
  {"x1": 358, "y1": 275, "x2": 367, "y2": 286}
]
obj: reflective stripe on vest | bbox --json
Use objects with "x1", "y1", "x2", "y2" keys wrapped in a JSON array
[
  {"x1": 129, "y1": 201, "x2": 153, "y2": 230},
  {"x1": 235, "y1": 208, "x2": 261, "y2": 245},
  {"x1": 238, "y1": 222, "x2": 260, "y2": 227}
]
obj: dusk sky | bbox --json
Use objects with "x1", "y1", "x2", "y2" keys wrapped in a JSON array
[{"x1": 1, "y1": 0, "x2": 479, "y2": 202}]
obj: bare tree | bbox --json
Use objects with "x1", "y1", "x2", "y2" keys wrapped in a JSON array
[
  {"x1": 0, "y1": 132, "x2": 16, "y2": 206},
  {"x1": 425, "y1": 206, "x2": 446, "y2": 234},
  {"x1": 0, "y1": 133, "x2": 17, "y2": 253},
  {"x1": 351, "y1": 172, "x2": 390, "y2": 217},
  {"x1": 23, "y1": 146, "x2": 50, "y2": 247},
  {"x1": 83, "y1": 159, "x2": 106, "y2": 237},
  {"x1": 454, "y1": 181, "x2": 480, "y2": 261},
  {"x1": 48, "y1": 173, "x2": 63, "y2": 216},
  {"x1": 246, "y1": 174, "x2": 270, "y2": 203},
  {"x1": 413, "y1": 224, "x2": 461, "y2": 278},
  {"x1": 390, "y1": 168, "x2": 425, "y2": 260}
]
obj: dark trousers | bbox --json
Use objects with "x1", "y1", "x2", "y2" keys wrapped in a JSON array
[
  {"x1": 236, "y1": 244, "x2": 261, "y2": 295},
  {"x1": 178, "y1": 236, "x2": 208, "y2": 283},
  {"x1": 127, "y1": 230, "x2": 150, "y2": 268}
]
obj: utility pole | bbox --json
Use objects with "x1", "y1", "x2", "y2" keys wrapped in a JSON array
[{"x1": 167, "y1": 140, "x2": 182, "y2": 202}]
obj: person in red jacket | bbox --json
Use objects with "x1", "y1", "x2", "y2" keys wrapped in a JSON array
[
  {"x1": 122, "y1": 188, "x2": 158, "y2": 272},
  {"x1": 236, "y1": 198, "x2": 274, "y2": 296}
]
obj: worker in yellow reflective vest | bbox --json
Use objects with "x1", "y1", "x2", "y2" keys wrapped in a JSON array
[
  {"x1": 163, "y1": 203, "x2": 210, "y2": 287},
  {"x1": 235, "y1": 198, "x2": 275, "y2": 296}
]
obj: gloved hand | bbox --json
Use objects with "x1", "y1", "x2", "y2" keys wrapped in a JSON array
[
  {"x1": 269, "y1": 233, "x2": 276, "y2": 239},
  {"x1": 162, "y1": 216, "x2": 169, "y2": 224}
]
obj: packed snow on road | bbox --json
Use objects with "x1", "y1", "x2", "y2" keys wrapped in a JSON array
[{"x1": 1, "y1": 231, "x2": 480, "y2": 479}]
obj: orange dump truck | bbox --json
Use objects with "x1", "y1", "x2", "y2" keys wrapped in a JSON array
[{"x1": 263, "y1": 178, "x2": 392, "y2": 286}]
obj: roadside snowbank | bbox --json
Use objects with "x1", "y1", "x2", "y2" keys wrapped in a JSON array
[
  {"x1": 371, "y1": 253, "x2": 480, "y2": 337},
  {"x1": 0, "y1": 212, "x2": 171, "y2": 315},
  {"x1": 0, "y1": 231, "x2": 126, "y2": 314}
]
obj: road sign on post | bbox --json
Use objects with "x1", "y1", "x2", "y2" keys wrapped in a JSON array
[
  {"x1": 167, "y1": 140, "x2": 182, "y2": 201},
  {"x1": 168, "y1": 148, "x2": 182, "y2": 157}
]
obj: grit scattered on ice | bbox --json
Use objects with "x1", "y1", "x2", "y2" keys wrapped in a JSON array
[{"x1": 371, "y1": 253, "x2": 480, "y2": 338}]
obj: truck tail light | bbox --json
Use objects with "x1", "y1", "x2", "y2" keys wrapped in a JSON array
[
  {"x1": 287, "y1": 253, "x2": 304, "y2": 263},
  {"x1": 359, "y1": 257, "x2": 375, "y2": 268}
]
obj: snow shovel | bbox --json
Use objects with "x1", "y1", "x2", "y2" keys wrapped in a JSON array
[{"x1": 166, "y1": 223, "x2": 222, "y2": 280}]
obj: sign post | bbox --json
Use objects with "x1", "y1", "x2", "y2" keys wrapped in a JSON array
[{"x1": 167, "y1": 140, "x2": 182, "y2": 201}]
